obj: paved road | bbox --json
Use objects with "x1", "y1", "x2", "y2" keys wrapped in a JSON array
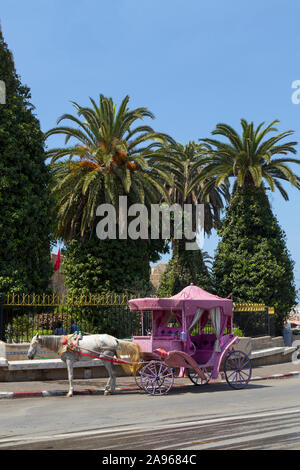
[{"x1": 1, "y1": 378, "x2": 300, "y2": 450}]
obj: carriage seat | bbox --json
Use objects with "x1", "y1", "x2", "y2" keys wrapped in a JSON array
[
  {"x1": 191, "y1": 334, "x2": 216, "y2": 350},
  {"x1": 190, "y1": 334, "x2": 216, "y2": 363},
  {"x1": 156, "y1": 327, "x2": 181, "y2": 338}
]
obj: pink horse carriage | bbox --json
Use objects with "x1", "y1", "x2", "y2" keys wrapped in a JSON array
[{"x1": 129, "y1": 284, "x2": 252, "y2": 396}]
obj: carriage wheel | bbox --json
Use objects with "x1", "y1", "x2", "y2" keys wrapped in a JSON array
[
  {"x1": 224, "y1": 350, "x2": 252, "y2": 389},
  {"x1": 187, "y1": 367, "x2": 212, "y2": 386},
  {"x1": 140, "y1": 361, "x2": 174, "y2": 396}
]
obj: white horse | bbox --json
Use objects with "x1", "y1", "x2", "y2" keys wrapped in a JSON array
[{"x1": 27, "y1": 333, "x2": 138, "y2": 397}]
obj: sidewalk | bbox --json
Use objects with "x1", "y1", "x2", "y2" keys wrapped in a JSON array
[{"x1": 1, "y1": 361, "x2": 300, "y2": 399}]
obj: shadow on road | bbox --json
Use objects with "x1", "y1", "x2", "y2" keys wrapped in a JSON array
[{"x1": 98, "y1": 380, "x2": 271, "y2": 397}]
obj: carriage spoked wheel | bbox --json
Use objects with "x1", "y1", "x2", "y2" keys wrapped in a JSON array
[
  {"x1": 187, "y1": 367, "x2": 212, "y2": 386},
  {"x1": 140, "y1": 360, "x2": 174, "y2": 396},
  {"x1": 224, "y1": 350, "x2": 252, "y2": 389}
]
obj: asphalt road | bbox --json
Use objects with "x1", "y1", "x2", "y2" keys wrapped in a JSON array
[{"x1": 1, "y1": 377, "x2": 300, "y2": 450}]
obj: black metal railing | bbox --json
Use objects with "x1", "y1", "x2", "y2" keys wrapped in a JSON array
[
  {"x1": 0, "y1": 293, "x2": 142, "y2": 343},
  {"x1": 233, "y1": 305, "x2": 275, "y2": 337},
  {"x1": 0, "y1": 293, "x2": 276, "y2": 342}
]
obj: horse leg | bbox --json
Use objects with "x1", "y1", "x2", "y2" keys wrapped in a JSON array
[
  {"x1": 65, "y1": 357, "x2": 74, "y2": 397},
  {"x1": 104, "y1": 366, "x2": 117, "y2": 395},
  {"x1": 104, "y1": 373, "x2": 111, "y2": 396},
  {"x1": 109, "y1": 363, "x2": 117, "y2": 394},
  {"x1": 103, "y1": 353, "x2": 117, "y2": 396}
]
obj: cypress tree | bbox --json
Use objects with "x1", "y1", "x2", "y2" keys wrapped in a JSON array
[
  {"x1": 0, "y1": 27, "x2": 54, "y2": 293},
  {"x1": 213, "y1": 187, "x2": 296, "y2": 328}
]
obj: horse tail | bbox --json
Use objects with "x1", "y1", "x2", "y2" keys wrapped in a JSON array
[{"x1": 115, "y1": 340, "x2": 141, "y2": 376}]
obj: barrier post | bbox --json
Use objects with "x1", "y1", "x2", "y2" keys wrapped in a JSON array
[{"x1": 0, "y1": 293, "x2": 4, "y2": 342}]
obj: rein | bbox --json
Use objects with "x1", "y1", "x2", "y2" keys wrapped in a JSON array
[
  {"x1": 73, "y1": 348, "x2": 135, "y2": 365},
  {"x1": 69, "y1": 343, "x2": 144, "y2": 366},
  {"x1": 35, "y1": 353, "x2": 60, "y2": 359}
]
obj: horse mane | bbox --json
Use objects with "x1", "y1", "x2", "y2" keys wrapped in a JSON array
[
  {"x1": 116, "y1": 340, "x2": 141, "y2": 376},
  {"x1": 38, "y1": 335, "x2": 65, "y2": 353}
]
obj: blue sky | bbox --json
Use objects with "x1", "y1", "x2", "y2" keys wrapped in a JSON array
[{"x1": 1, "y1": 0, "x2": 300, "y2": 292}]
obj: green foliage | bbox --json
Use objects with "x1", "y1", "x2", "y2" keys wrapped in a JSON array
[
  {"x1": 62, "y1": 237, "x2": 163, "y2": 295},
  {"x1": 46, "y1": 94, "x2": 174, "y2": 241},
  {"x1": 157, "y1": 141, "x2": 229, "y2": 235},
  {"x1": 11, "y1": 314, "x2": 33, "y2": 335},
  {"x1": 0, "y1": 27, "x2": 54, "y2": 293},
  {"x1": 0, "y1": 276, "x2": 27, "y2": 293},
  {"x1": 232, "y1": 326, "x2": 244, "y2": 337},
  {"x1": 213, "y1": 187, "x2": 297, "y2": 328},
  {"x1": 201, "y1": 119, "x2": 300, "y2": 198},
  {"x1": 32, "y1": 329, "x2": 53, "y2": 336},
  {"x1": 45, "y1": 93, "x2": 174, "y2": 297},
  {"x1": 5, "y1": 315, "x2": 51, "y2": 342},
  {"x1": 61, "y1": 236, "x2": 162, "y2": 334}
]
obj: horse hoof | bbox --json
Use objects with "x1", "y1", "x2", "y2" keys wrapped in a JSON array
[
  {"x1": 104, "y1": 390, "x2": 110, "y2": 396},
  {"x1": 66, "y1": 393, "x2": 73, "y2": 398}
]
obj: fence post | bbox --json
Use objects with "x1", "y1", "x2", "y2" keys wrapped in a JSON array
[
  {"x1": 0, "y1": 293, "x2": 4, "y2": 342},
  {"x1": 267, "y1": 306, "x2": 270, "y2": 336},
  {"x1": 267, "y1": 306, "x2": 275, "y2": 337}
]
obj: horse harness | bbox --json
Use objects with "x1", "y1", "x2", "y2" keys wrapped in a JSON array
[{"x1": 59, "y1": 333, "x2": 132, "y2": 366}]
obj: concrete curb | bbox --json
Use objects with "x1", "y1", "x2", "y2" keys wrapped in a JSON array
[
  {"x1": 0, "y1": 382, "x2": 189, "y2": 399},
  {"x1": 1, "y1": 372, "x2": 300, "y2": 399},
  {"x1": 251, "y1": 370, "x2": 300, "y2": 381},
  {"x1": 0, "y1": 387, "x2": 134, "y2": 399}
]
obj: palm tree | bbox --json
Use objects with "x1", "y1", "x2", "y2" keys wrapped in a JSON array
[
  {"x1": 159, "y1": 141, "x2": 229, "y2": 235},
  {"x1": 157, "y1": 141, "x2": 229, "y2": 296},
  {"x1": 45, "y1": 94, "x2": 176, "y2": 295},
  {"x1": 199, "y1": 119, "x2": 300, "y2": 198},
  {"x1": 46, "y1": 94, "x2": 174, "y2": 241}
]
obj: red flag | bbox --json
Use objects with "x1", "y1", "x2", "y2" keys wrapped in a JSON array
[{"x1": 54, "y1": 247, "x2": 61, "y2": 272}]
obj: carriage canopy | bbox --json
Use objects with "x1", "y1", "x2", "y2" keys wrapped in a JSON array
[
  {"x1": 128, "y1": 284, "x2": 233, "y2": 317},
  {"x1": 129, "y1": 285, "x2": 233, "y2": 353}
]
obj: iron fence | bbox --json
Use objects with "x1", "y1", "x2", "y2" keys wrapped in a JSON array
[
  {"x1": 233, "y1": 303, "x2": 275, "y2": 337},
  {"x1": 0, "y1": 293, "x2": 141, "y2": 343},
  {"x1": 0, "y1": 293, "x2": 275, "y2": 343}
]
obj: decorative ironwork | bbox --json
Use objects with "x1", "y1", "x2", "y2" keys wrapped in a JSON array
[
  {"x1": 233, "y1": 302, "x2": 266, "y2": 312},
  {"x1": 0, "y1": 293, "x2": 275, "y2": 343},
  {"x1": 4, "y1": 293, "x2": 137, "y2": 307}
]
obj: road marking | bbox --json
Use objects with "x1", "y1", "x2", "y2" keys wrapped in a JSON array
[
  {"x1": 1, "y1": 407, "x2": 300, "y2": 448},
  {"x1": 191, "y1": 440, "x2": 217, "y2": 444}
]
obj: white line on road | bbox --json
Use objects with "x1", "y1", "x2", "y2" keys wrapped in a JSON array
[{"x1": 1, "y1": 407, "x2": 300, "y2": 448}]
